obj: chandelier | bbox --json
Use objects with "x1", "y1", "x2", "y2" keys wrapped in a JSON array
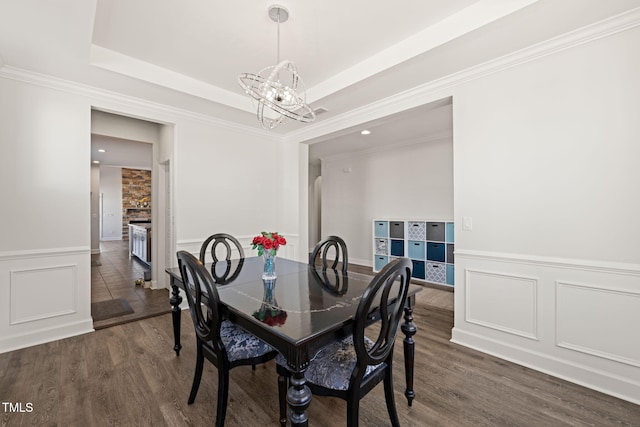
[{"x1": 238, "y1": 5, "x2": 315, "y2": 130}]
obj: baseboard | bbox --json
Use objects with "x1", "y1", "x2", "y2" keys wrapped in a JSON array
[
  {"x1": 350, "y1": 257, "x2": 372, "y2": 268},
  {"x1": 0, "y1": 319, "x2": 94, "y2": 354}
]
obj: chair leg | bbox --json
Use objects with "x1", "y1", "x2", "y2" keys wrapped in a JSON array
[
  {"x1": 252, "y1": 363, "x2": 256, "y2": 371},
  {"x1": 278, "y1": 373, "x2": 288, "y2": 427},
  {"x1": 346, "y1": 391, "x2": 360, "y2": 427},
  {"x1": 215, "y1": 366, "x2": 230, "y2": 427},
  {"x1": 188, "y1": 341, "x2": 205, "y2": 404},
  {"x1": 384, "y1": 367, "x2": 400, "y2": 427}
]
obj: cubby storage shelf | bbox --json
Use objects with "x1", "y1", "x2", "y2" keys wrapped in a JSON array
[{"x1": 373, "y1": 220, "x2": 454, "y2": 287}]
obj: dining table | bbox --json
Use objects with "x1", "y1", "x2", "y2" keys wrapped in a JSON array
[{"x1": 166, "y1": 256, "x2": 421, "y2": 427}]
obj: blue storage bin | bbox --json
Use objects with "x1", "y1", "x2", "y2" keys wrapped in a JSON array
[
  {"x1": 411, "y1": 260, "x2": 425, "y2": 280},
  {"x1": 390, "y1": 239, "x2": 404, "y2": 257},
  {"x1": 407, "y1": 240, "x2": 425, "y2": 259},
  {"x1": 374, "y1": 255, "x2": 389, "y2": 271},
  {"x1": 374, "y1": 221, "x2": 388, "y2": 238},
  {"x1": 445, "y1": 222, "x2": 455, "y2": 243},
  {"x1": 446, "y1": 264, "x2": 455, "y2": 286},
  {"x1": 426, "y1": 242, "x2": 445, "y2": 262}
]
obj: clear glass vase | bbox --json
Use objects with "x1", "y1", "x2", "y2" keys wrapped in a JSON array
[{"x1": 262, "y1": 251, "x2": 277, "y2": 280}]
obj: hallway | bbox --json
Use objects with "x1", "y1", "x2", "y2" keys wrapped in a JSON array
[{"x1": 91, "y1": 240, "x2": 170, "y2": 329}]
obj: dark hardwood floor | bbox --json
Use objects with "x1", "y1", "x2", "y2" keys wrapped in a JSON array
[
  {"x1": 91, "y1": 240, "x2": 170, "y2": 329},
  {"x1": 1, "y1": 290, "x2": 638, "y2": 426}
]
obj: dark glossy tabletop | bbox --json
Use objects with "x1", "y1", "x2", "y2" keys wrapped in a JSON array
[{"x1": 167, "y1": 256, "x2": 420, "y2": 346}]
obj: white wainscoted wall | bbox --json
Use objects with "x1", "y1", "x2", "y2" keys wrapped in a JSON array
[
  {"x1": 451, "y1": 23, "x2": 640, "y2": 403},
  {"x1": 0, "y1": 79, "x2": 94, "y2": 352}
]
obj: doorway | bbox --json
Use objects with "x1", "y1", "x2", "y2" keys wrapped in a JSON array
[{"x1": 89, "y1": 110, "x2": 174, "y2": 328}]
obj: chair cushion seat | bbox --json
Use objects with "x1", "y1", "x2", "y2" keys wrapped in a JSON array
[
  {"x1": 220, "y1": 320, "x2": 274, "y2": 362},
  {"x1": 276, "y1": 336, "x2": 384, "y2": 391}
]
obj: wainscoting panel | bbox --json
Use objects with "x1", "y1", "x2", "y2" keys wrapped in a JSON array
[
  {"x1": 0, "y1": 248, "x2": 93, "y2": 354},
  {"x1": 556, "y1": 281, "x2": 640, "y2": 367},
  {"x1": 465, "y1": 269, "x2": 538, "y2": 339},
  {"x1": 452, "y1": 250, "x2": 640, "y2": 405},
  {"x1": 10, "y1": 265, "x2": 76, "y2": 324}
]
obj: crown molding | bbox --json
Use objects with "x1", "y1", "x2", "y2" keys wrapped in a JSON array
[
  {"x1": 287, "y1": 6, "x2": 640, "y2": 145},
  {"x1": 0, "y1": 65, "x2": 280, "y2": 141}
]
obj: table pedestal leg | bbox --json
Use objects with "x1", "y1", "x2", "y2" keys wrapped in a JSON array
[
  {"x1": 287, "y1": 371, "x2": 312, "y2": 427},
  {"x1": 401, "y1": 302, "x2": 417, "y2": 406},
  {"x1": 169, "y1": 282, "x2": 183, "y2": 356}
]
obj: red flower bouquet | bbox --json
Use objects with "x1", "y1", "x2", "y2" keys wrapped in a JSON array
[
  {"x1": 251, "y1": 231, "x2": 287, "y2": 257},
  {"x1": 253, "y1": 304, "x2": 288, "y2": 326}
]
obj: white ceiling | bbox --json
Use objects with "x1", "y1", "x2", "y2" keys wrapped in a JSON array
[
  {"x1": 2, "y1": 0, "x2": 640, "y2": 162},
  {"x1": 91, "y1": 135, "x2": 152, "y2": 170}
]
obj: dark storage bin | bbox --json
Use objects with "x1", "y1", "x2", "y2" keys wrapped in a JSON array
[
  {"x1": 426, "y1": 242, "x2": 445, "y2": 262},
  {"x1": 390, "y1": 239, "x2": 404, "y2": 257},
  {"x1": 389, "y1": 221, "x2": 404, "y2": 239},
  {"x1": 447, "y1": 244, "x2": 455, "y2": 264},
  {"x1": 426, "y1": 222, "x2": 445, "y2": 241},
  {"x1": 411, "y1": 260, "x2": 426, "y2": 280}
]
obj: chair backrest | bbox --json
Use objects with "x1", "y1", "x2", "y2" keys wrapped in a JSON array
[
  {"x1": 352, "y1": 258, "x2": 411, "y2": 371},
  {"x1": 199, "y1": 233, "x2": 245, "y2": 263},
  {"x1": 309, "y1": 265, "x2": 349, "y2": 296},
  {"x1": 177, "y1": 251, "x2": 223, "y2": 348},
  {"x1": 210, "y1": 257, "x2": 245, "y2": 285},
  {"x1": 309, "y1": 235, "x2": 348, "y2": 274}
]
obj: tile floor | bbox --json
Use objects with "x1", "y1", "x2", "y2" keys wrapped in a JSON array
[{"x1": 91, "y1": 240, "x2": 171, "y2": 329}]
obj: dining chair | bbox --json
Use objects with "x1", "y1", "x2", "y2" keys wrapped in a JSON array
[
  {"x1": 277, "y1": 257, "x2": 412, "y2": 427},
  {"x1": 199, "y1": 233, "x2": 245, "y2": 263},
  {"x1": 176, "y1": 251, "x2": 277, "y2": 427},
  {"x1": 309, "y1": 235, "x2": 349, "y2": 274}
]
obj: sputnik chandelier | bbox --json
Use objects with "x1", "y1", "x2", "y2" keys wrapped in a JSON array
[{"x1": 238, "y1": 5, "x2": 315, "y2": 130}]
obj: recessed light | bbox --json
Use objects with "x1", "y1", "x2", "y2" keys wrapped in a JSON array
[
  {"x1": 98, "y1": 149, "x2": 106, "y2": 153},
  {"x1": 92, "y1": 160, "x2": 100, "y2": 164},
  {"x1": 361, "y1": 130, "x2": 371, "y2": 135}
]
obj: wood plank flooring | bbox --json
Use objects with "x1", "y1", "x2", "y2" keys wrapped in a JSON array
[{"x1": 1, "y1": 290, "x2": 638, "y2": 426}]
